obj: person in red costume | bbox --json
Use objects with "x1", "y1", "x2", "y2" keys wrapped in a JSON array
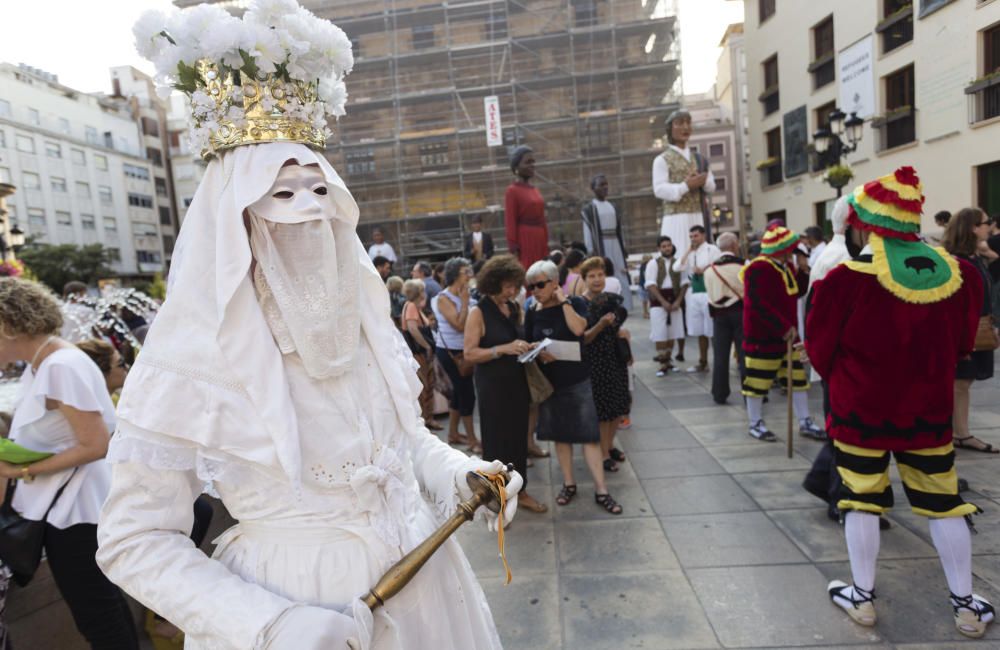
[
  {"x1": 739, "y1": 225, "x2": 825, "y2": 442},
  {"x1": 504, "y1": 146, "x2": 549, "y2": 269},
  {"x1": 806, "y1": 166, "x2": 994, "y2": 638}
]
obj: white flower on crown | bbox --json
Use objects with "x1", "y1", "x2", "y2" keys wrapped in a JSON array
[{"x1": 133, "y1": 0, "x2": 353, "y2": 154}]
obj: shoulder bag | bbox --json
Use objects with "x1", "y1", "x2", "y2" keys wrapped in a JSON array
[
  {"x1": 974, "y1": 315, "x2": 1000, "y2": 352},
  {"x1": 0, "y1": 467, "x2": 79, "y2": 585},
  {"x1": 524, "y1": 361, "x2": 554, "y2": 405}
]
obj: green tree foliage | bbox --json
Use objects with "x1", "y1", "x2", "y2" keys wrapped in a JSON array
[{"x1": 18, "y1": 243, "x2": 113, "y2": 294}]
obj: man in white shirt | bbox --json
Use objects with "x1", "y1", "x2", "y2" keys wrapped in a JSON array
[
  {"x1": 645, "y1": 236, "x2": 689, "y2": 377},
  {"x1": 367, "y1": 227, "x2": 397, "y2": 263},
  {"x1": 673, "y1": 225, "x2": 721, "y2": 372},
  {"x1": 805, "y1": 227, "x2": 827, "y2": 271}
]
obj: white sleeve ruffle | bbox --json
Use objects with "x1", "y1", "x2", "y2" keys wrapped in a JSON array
[
  {"x1": 96, "y1": 457, "x2": 294, "y2": 649},
  {"x1": 652, "y1": 155, "x2": 691, "y2": 203}
]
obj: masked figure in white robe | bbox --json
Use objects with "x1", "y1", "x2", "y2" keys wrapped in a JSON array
[{"x1": 96, "y1": 4, "x2": 520, "y2": 649}]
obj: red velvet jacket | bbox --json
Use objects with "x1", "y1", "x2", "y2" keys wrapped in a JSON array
[
  {"x1": 805, "y1": 257, "x2": 981, "y2": 451},
  {"x1": 741, "y1": 257, "x2": 808, "y2": 354}
]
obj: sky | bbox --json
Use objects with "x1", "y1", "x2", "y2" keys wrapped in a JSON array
[{"x1": 0, "y1": 0, "x2": 743, "y2": 96}]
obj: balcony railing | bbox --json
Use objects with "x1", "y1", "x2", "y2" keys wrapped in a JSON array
[{"x1": 966, "y1": 75, "x2": 1000, "y2": 124}]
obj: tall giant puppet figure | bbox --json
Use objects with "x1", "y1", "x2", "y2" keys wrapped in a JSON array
[
  {"x1": 652, "y1": 110, "x2": 714, "y2": 260},
  {"x1": 96, "y1": 3, "x2": 521, "y2": 649}
]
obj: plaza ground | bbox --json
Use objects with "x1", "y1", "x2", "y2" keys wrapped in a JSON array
[
  {"x1": 9, "y1": 316, "x2": 1000, "y2": 648},
  {"x1": 457, "y1": 315, "x2": 1000, "y2": 649}
]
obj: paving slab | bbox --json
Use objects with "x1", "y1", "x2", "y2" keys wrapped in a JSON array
[
  {"x1": 479, "y1": 573, "x2": 563, "y2": 650},
  {"x1": 768, "y1": 507, "x2": 938, "y2": 563},
  {"x1": 733, "y1": 469, "x2": 826, "y2": 510},
  {"x1": 560, "y1": 570, "x2": 720, "y2": 650},
  {"x1": 617, "y1": 425, "x2": 702, "y2": 451},
  {"x1": 662, "y1": 511, "x2": 807, "y2": 568},
  {"x1": 629, "y1": 446, "x2": 727, "y2": 479},
  {"x1": 706, "y1": 442, "x2": 813, "y2": 474},
  {"x1": 687, "y1": 563, "x2": 885, "y2": 648},
  {"x1": 814, "y1": 559, "x2": 1000, "y2": 645},
  {"x1": 456, "y1": 518, "x2": 556, "y2": 578},
  {"x1": 643, "y1": 474, "x2": 759, "y2": 516},
  {"x1": 557, "y1": 518, "x2": 680, "y2": 573}
]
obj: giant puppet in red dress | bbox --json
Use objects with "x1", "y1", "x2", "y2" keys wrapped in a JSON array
[{"x1": 504, "y1": 146, "x2": 549, "y2": 269}]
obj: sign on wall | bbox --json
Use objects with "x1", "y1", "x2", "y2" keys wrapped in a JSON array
[
  {"x1": 484, "y1": 96, "x2": 503, "y2": 147},
  {"x1": 838, "y1": 35, "x2": 875, "y2": 119},
  {"x1": 783, "y1": 105, "x2": 809, "y2": 178}
]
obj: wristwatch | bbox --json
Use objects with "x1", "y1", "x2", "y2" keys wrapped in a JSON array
[{"x1": 20, "y1": 466, "x2": 34, "y2": 483}]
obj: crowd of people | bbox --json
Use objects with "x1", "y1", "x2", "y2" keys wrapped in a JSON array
[{"x1": 374, "y1": 246, "x2": 635, "y2": 516}]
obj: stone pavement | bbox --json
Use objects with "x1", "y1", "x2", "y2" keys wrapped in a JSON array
[{"x1": 456, "y1": 315, "x2": 1000, "y2": 649}]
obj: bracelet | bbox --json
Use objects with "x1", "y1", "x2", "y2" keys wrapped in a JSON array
[
  {"x1": 20, "y1": 466, "x2": 33, "y2": 483},
  {"x1": 491, "y1": 346, "x2": 498, "y2": 359}
]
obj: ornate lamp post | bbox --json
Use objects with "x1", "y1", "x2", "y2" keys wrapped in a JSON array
[{"x1": 812, "y1": 108, "x2": 865, "y2": 197}]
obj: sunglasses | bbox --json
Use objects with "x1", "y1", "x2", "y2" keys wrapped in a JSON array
[{"x1": 528, "y1": 280, "x2": 550, "y2": 290}]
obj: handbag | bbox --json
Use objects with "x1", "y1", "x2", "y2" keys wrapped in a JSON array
[
  {"x1": 0, "y1": 467, "x2": 78, "y2": 585},
  {"x1": 524, "y1": 361, "x2": 554, "y2": 405},
  {"x1": 448, "y1": 350, "x2": 475, "y2": 378},
  {"x1": 974, "y1": 315, "x2": 999, "y2": 352}
]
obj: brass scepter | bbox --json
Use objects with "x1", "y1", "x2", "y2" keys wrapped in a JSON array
[{"x1": 362, "y1": 467, "x2": 511, "y2": 611}]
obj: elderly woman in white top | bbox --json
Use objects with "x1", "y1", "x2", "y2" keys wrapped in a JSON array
[
  {"x1": 0, "y1": 277, "x2": 138, "y2": 649},
  {"x1": 652, "y1": 110, "x2": 715, "y2": 260}
]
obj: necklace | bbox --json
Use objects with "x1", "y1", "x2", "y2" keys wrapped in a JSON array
[{"x1": 29, "y1": 335, "x2": 57, "y2": 371}]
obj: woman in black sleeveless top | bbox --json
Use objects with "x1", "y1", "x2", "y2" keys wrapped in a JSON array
[{"x1": 464, "y1": 256, "x2": 549, "y2": 513}]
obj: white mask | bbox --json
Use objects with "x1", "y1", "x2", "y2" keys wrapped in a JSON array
[{"x1": 248, "y1": 164, "x2": 334, "y2": 223}]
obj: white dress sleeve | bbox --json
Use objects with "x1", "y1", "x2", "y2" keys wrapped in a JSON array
[
  {"x1": 96, "y1": 459, "x2": 295, "y2": 649},
  {"x1": 407, "y1": 424, "x2": 476, "y2": 519},
  {"x1": 652, "y1": 156, "x2": 690, "y2": 203},
  {"x1": 643, "y1": 259, "x2": 658, "y2": 289}
]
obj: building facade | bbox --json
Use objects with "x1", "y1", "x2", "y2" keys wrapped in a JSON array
[
  {"x1": 167, "y1": 93, "x2": 205, "y2": 228},
  {"x1": 0, "y1": 63, "x2": 170, "y2": 277},
  {"x1": 110, "y1": 66, "x2": 180, "y2": 265},
  {"x1": 296, "y1": 0, "x2": 684, "y2": 262},
  {"x1": 745, "y1": 0, "x2": 1000, "y2": 234},
  {"x1": 716, "y1": 22, "x2": 752, "y2": 231}
]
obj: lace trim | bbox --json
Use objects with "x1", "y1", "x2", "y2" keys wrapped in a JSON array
[{"x1": 137, "y1": 354, "x2": 248, "y2": 394}]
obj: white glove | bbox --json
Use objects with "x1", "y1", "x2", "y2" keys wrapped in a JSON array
[
  {"x1": 262, "y1": 602, "x2": 373, "y2": 650},
  {"x1": 456, "y1": 459, "x2": 523, "y2": 532}
]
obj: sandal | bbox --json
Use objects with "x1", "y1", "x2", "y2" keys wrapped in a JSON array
[
  {"x1": 602, "y1": 458, "x2": 619, "y2": 473},
  {"x1": 467, "y1": 443, "x2": 483, "y2": 455},
  {"x1": 448, "y1": 433, "x2": 469, "y2": 445},
  {"x1": 609, "y1": 447, "x2": 626, "y2": 463},
  {"x1": 595, "y1": 492, "x2": 623, "y2": 515},
  {"x1": 528, "y1": 444, "x2": 551, "y2": 458},
  {"x1": 954, "y1": 436, "x2": 1000, "y2": 454},
  {"x1": 556, "y1": 484, "x2": 577, "y2": 506}
]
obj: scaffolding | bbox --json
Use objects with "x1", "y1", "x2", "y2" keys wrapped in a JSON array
[{"x1": 309, "y1": 0, "x2": 682, "y2": 262}]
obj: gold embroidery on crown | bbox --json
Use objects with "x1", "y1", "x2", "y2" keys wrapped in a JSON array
[{"x1": 196, "y1": 60, "x2": 326, "y2": 160}]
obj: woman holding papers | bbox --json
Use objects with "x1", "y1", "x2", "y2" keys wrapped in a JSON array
[{"x1": 524, "y1": 260, "x2": 622, "y2": 515}]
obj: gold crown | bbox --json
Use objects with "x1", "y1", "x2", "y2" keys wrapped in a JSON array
[{"x1": 195, "y1": 60, "x2": 327, "y2": 160}]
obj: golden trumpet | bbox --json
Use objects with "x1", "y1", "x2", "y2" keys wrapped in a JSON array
[{"x1": 362, "y1": 467, "x2": 511, "y2": 611}]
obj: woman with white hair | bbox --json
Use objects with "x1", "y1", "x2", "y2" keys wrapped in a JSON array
[{"x1": 523, "y1": 260, "x2": 622, "y2": 514}]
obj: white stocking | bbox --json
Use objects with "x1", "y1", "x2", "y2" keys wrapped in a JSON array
[
  {"x1": 793, "y1": 391, "x2": 810, "y2": 421},
  {"x1": 929, "y1": 516, "x2": 972, "y2": 598},
  {"x1": 845, "y1": 510, "x2": 880, "y2": 593},
  {"x1": 746, "y1": 396, "x2": 763, "y2": 425}
]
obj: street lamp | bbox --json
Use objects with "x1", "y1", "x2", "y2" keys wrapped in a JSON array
[
  {"x1": 8, "y1": 226, "x2": 24, "y2": 250},
  {"x1": 812, "y1": 107, "x2": 864, "y2": 197}
]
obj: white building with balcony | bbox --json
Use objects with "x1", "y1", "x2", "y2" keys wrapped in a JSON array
[
  {"x1": 745, "y1": 0, "x2": 1000, "y2": 234},
  {"x1": 0, "y1": 63, "x2": 168, "y2": 276}
]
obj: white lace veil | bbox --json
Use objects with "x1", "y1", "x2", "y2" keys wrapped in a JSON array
[{"x1": 116, "y1": 143, "x2": 424, "y2": 491}]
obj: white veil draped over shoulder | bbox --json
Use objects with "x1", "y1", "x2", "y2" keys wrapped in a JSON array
[{"x1": 115, "y1": 143, "x2": 424, "y2": 493}]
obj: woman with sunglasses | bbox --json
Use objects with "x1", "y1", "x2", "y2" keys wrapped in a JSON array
[{"x1": 524, "y1": 261, "x2": 621, "y2": 514}]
